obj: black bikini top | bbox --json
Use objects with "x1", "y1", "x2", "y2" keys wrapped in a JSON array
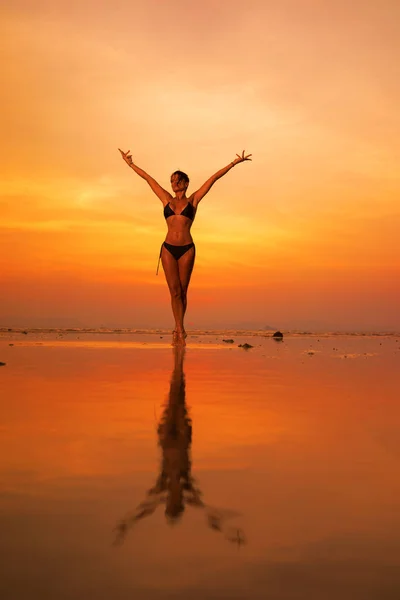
[{"x1": 164, "y1": 201, "x2": 195, "y2": 221}]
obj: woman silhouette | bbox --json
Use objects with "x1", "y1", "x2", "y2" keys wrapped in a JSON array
[
  {"x1": 113, "y1": 345, "x2": 245, "y2": 546},
  {"x1": 119, "y1": 148, "x2": 252, "y2": 344}
]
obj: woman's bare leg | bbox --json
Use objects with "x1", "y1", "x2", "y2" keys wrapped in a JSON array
[
  {"x1": 161, "y1": 247, "x2": 185, "y2": 336},
  {"x1": 177, "y1": 246, "x2": 196, "y2": 339},
  {"x1": 161, "y1": 246, "x2": 195, "y2": 343}
]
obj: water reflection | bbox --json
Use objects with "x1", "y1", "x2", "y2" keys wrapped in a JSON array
[{"x1": 114, "y1": 345, "x2": 245, "y2": 547}]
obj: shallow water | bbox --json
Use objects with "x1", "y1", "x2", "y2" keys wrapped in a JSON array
[{"x1": 0, "y1": 335, "x2": 399, "y2": 599}]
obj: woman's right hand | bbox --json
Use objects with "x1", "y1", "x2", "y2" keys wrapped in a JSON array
[
  {"x1": 118, "y1": 148, "x2": 134, "y2": 166},
  {"x1": 233, "y1": 150, "x2": 252, "y2": 164}
]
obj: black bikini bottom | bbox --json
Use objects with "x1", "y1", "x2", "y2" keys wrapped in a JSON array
[
  {"x1": 156, "y1": 242, "x2": 195, "y2": 274},
  {"x1": 163, "y1": 241, "x2": 195, "y2": 259}
]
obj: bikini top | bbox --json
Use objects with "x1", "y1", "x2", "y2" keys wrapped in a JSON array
[{"x1": 164, "y1": 201, "x2": 195, "y2": 221}]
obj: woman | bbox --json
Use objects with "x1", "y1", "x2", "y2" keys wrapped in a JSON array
[{"x1": 119, "y1": 148, "x2": 252, "y2": 344}]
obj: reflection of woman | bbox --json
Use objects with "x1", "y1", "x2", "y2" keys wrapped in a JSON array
[
  {"x1": 119, "y1": 148, "x2": 251, "y2": 345},
  {"x1": 114, "y1": 346, "x2": 245, "y2": 546},
  {"x1": 148, "y1": 344, "x2": 200, "y2": 522}
]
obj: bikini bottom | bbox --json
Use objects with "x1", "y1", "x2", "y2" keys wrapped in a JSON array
[{"x1": 156, "y1": 242, "x2": 195, "y2": 275}]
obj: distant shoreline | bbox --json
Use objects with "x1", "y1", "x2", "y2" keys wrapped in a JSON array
[{"x1": 0, "y1": 328, "x2": 398, "y2": 338}]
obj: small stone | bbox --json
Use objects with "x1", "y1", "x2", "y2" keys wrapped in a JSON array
[
  {"x1": 0, "y1": 362, "x2": 6, "y2": 366},
  {"x1": 222, "y1": 339, "x2": 234, "y2": 344},
  {"x1": 9, "y1": 344, "x2": 14, "y2": 346},
  {"x1": 238, "y1": 343, "x2": 253, "y2": 349}
]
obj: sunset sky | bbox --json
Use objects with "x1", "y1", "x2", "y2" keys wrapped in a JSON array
[{"x1": 1, "y1": 0, "x2": 399, "y2": 331}]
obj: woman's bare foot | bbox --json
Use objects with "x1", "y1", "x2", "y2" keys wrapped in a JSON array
[{"x1": 175, "y1": 330, "x2": 186, "y2": 345}]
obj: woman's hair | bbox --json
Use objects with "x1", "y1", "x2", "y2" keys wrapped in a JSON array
[{"x1": 171, "y1": 170, "x2": 189, "y2": 185}]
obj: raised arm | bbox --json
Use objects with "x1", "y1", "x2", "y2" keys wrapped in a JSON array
[
  {"x1": 192, "y1": 150, "x2": 252, "y2": 205},
  {"x1": 118, "y1": 148, "x2": 172, "y2": 205}
]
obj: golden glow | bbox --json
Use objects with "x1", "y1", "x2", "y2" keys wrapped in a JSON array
[{"x1": 1, "y1": 1, "x2": 399, "y2": 329}]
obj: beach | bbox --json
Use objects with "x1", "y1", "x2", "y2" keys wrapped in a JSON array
[{"x1": 0, "y1": 330, "x2": 399, "y2": 599}]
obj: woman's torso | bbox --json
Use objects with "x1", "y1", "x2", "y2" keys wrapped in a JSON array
[{"x1": 163, "y1": 197, "x2": 197, "y2": 245}]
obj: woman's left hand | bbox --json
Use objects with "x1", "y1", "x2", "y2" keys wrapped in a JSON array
[{"x1": 234, "y1": 150, "x2": 252, "y2": 164}]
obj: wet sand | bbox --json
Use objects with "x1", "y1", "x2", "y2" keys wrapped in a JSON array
[{"x1": 0, "y1": 332, "x2": 399, "y2": 599}]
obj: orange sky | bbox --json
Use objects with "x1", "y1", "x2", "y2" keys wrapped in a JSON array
[{"x1": 1, "y1": 0, "x2": 399, "y2": 330}]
